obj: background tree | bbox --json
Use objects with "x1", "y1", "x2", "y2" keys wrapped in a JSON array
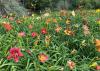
[{"x1": 0, "y1": 0, "x2": 28, "y2": 16}]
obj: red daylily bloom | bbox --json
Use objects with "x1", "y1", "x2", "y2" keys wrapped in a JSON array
[
  {"x1": 31, "y1": 32, "x2": 38, "y2": 38},
  {"x1": 18, "y1": 32, "x2": 25, "y2": 37},
  {"x1": 41, "y1": 28, "x2": 47, "y2": 34},
  {"x1": 38, "y1": 53, "x2": 48, "y2": 63},
  {"x1": 2, "y1": 22, "x2": 13, "y2": 31},
  {"x1": 7, "y1": 47, "x2": 23, "y2": 62}
]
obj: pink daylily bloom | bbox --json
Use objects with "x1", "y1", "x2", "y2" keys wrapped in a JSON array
[
  {"x1": 67, "y1": 60, "x2": 75, "y2": 70},
  {"x1": 7, "y1": 47, "x2": 23, "y2": 62},
  {"x1": 18, "y1": 32, "x2": 25, "y2": 37}
]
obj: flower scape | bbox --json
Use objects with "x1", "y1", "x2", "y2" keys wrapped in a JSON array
[{"x1": 0, "y1": 10, "x2": 100, "y2": 71}]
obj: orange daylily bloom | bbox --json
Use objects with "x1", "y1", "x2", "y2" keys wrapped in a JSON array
[
  {"x1": 46, "y1": 18, "x2": 51, "y2": 24},
  {"x1": 95, "y1": 39, "x2": 100, "y2": 52},
  {"x1": 52, "y1": 18, "x2": 57, "y2": 23},
  {"x1": 38, "y1": 53, "x2": 48, "y2": 63}
]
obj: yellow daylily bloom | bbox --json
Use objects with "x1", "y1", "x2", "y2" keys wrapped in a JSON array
[
  {"x1": 96, "y1": 9, "x2": 100, "y2": 13},
  {"x1": 89, "y1": 62, "x2": 98, "y2": 67}
]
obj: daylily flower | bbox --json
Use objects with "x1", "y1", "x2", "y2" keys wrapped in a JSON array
[
  {"x1": 7, "y1": 47, "x2": 23, "y2": 62},
  {"x1": 67, "y1": 60, "x2": 75, "y2": 70},
  {"x1": 41, "y1": 28, "x2": 47, "y2": 34},
  {"x1": 38, "y1": 53, "x2": 48, "y2": 63},
  {"x1": 43, "y1": 13, "x2": 50, "y2": 17},
  {"x1": 18, "y1": 32, "x2": 25, "y2": 37},
  {"x1": 82, "y1": 20, "x2": 90, "y2": 36},
  {"x1": 2, "y1": 22, "x2": 13, "y2": 31},
  {"x1": 31, "y1": 32, "x2": 38, "y2": 38},
  {"x1": 64, "y1": 29, "x2": 74, "y2": 36},
  {"x1": 34, "y1": 35, "x2": 40, "y2": 45},
  {"x1": 9, "y1": 17, "x2": 14, "y2": 21},
  {"x1": 46, "y1": 18, "x2": 51, "y2": 24},
  {"x1": 45, "y1": 35, "x2": 51, "y2": 47},
  {"x1": 2, "y1": 15, "x2": 7, "y2": 18},
  {"x1": 55, "y1": 26, "x2": 62, "y2": 32},
  {"x1": 96, "y1": 65, "x2": 100, "y2": 70},
  {"x1": 52, "y1": 18, "x2": 57, "y2": 23},
  {"x1": 16, "y1": 20, "x2": 22, "y2": 24},
  {"x1": 96, "y1": 9, "x2": 100, "y2": 13},
  {"x1": 66, "y1": 19, "x2": 71, "y2": 24},
  {"x1": 89, "y1": 62, "x2": 98, "y2": 67},
  {"x1": 70, "y1": 49, "x2": 77, "y2": 55},
  {"x1": 71, "y1": 10, "x2": 76, "y2": 16},
  {"x1": 60, "y1": 10, "x2": 67, "y2": 16},
  {"x1": 28, "y1": 24, "x2": 33, "y2": 29},
  {"x1": 95, "y1": 39, "x2": 100, "y2": 52}
]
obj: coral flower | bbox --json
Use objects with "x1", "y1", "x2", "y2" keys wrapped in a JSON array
[
  {"x1": 16, "y1": 20, "x2": 22, "y2": 24},
  {"x1": 18, "y1": 32, "x2": 25, "y2": 37},
  {"x1": 41, "y1": 28, "x2": 47, "y2": 34},
  {"x1": 38, "y1": 53, "x2": 48, "y2": 63},
  {"x1": 9, "y1": 17, "x2": 14, "y2": 21},
  {"x1": 96, "y1": 65, "x2": 100, "y2": 70},
  {"x1": 95, "y1": 39, "x2": 100, "y2": 52},
  {"x1": 55, "y1": 26, "x2": 62, "y2": 32},
  {"x1": 7, "y1": 47, "x2": 23, "y2": 62},
  {"x1": 2, "y1": 15, "x2": 7, "y2": 18},
  {"x1": 2, "y1": 22, "x2": 13, "y2": 31},
  {"x1": 67, "y1": 60, "x2": 75, "y2": 70},
  {"x1": 31, "y1": 32, "x2": 38, "y2": 38},
  {"x1": 28, "y1": 24, "x2": 33, "y2": 29},
  {"x1": 64, "y1": 29, "x2": 74, "y2": 36}
]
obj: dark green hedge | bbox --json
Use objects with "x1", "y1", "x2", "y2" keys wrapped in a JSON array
[{"x1": 22, "y1": 0, "x2": 100, "y2": 11}]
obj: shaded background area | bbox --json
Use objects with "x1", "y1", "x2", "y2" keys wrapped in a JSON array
[{"x1": 0, "y1": 0, "x2": 100, "y2": 16}]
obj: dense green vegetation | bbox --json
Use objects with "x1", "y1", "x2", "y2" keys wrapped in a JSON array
[{"x1": 0, "y1": 10, "x2": 100, "y2": 70}]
